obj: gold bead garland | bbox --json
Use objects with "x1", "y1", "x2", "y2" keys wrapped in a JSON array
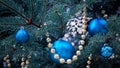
[
  {"x1": 86, "y1": 54, "x2": 92, "y2": 68},
  {"x1": 21, "y1": 55, "x2": 30, "y2": 68},
  {"x1": 3, "y1": 55, "x2": 11, "y2": 68},
  {"x1": 115, "y1": 33, "x2": 120, "y2": 42},
  {"x1": 46, "y1": 0, "x2": 90, "y2": 64}
]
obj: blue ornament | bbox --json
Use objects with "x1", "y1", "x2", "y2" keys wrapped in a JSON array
[
  {"x1": 16, "y1": 27, "x2": 29, "y2": 43},
  {"x1": 88, "y1": 18, "x2": 107, "y2": 35},
  {"x1": 50, "y1": 40, "x2": 74, "y2": 63},
  {"x1": 101, "y1": 45, "x2": 113, "y2": 58}
]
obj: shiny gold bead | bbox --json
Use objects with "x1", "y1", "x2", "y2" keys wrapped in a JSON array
[
  {"x1": 79, "y1": 45, "x2": 83, "y2": 50},
  {"x1": 6, "y1": 59, "x2": 10, "y2": 63},
  {"x1": 7, "y1": 63, "x2": 11, "y2": 68},
  {"x1": 46, "y1": 38, "x2": 51, "y2": 42},
  {"x1": 26, "y1": 60, "x2": 29, "y2": 65},
  {"x1": 21, "y1": 62, "x2": 25, "y2": 67},
  {"x1": 59, "y1": 58, "x2": 65, "y2": 64},
  {"x1": 66, "y1": 59, "x2": 72, "y2": 64},
  {"x1": 86, "y1": 65, "x2": 90, "y2": 68},
  {"x1": 21, "y1": 57, "x2": 25, "y2": 62},
  {"x1": 76, "y1": 50, "x2": 81, "y2": 56},
  {"x1": 54, "y1": 54, "x2": 59, "y2": 59},
  {"x1": 48, "y1": 43, "x2": 52, "y2": 48},
  {"x1": 81, "y1": 35, "x2": 86, "y2": 39},
  {"x1": 80, "y1": 40, "x2": 85, "y2": 45},
  {"x1": 88, "y1": 56, "x2": 92, "y2": 60},
  {"x1": 118, "y1": 38, "x2": 120, "y2": 42},
  {"x1": 104, "y1": 14, "x2": 108, "y2": 18},
  {"x1": 51, "y1": 48, "x2": 55, "y2": 53},
  {"x1": 72, "y1": 55, "x2": 78, "y2": 61},
  {"x1": 3, "y1": 57, "x2": 7, "y2": 61},
  {"x1": 87, "y1": 60, "x2": 91, "y2": 64}
]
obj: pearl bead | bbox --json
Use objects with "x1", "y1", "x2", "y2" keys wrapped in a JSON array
[
  {"x1": 26, "y1": 60, "x2": 29, "y2": 65},
  {"x1": 3, "y1": 57, "x2": 7, "y2": 61},
  {"x1": 79, "y1": 45, "x2": 83, "y2": 50},
  {"x1": 54, "y1": 54, "x2": 59, "y2": 59},
  {"x1": 6, "y1": 59, "x2": 10, "y2": 63},
  {"x1": 86, "y1": 65, "x2": 90, "y2": 68},
  {"x1": 81, "y1": 35, "x2": 86, "y2": 39},
  {"x1": 46, "y1": 38, "x2": 51, "y2": 42},
  {"x1": 72, "y1": 55, "x2": 78, "y2": 61},
  {"x1": 118, "y1": 38, "x2": 120, "y2": 42},
  {"x1": 88, "y1": 56, "x2": 92, "y2": 60},
  {"x1": 87, "y1": 60, "x2": 91, "y2": 64},
  {"x1": 7, "y1": 63, "x2": 11, "y2": 68},
  {"x1": 80, "y1": 40, "x2": 85, "y2": 45},
  {"x1": 104, "y1": 14, "x2": 108, "y2": 18},
  {"x1": 48, "y1": 43, "x2": 52, "y2": 48},
  {"x1": 76, "y1": 50, "x2": 81, "y2": 56},
  {"x1": 60, "y1": 58, "x2": 65, "y2": 64},
  {"x1": 51, "y1": 48, "x2": 55, "y2": 53},
  {"x1": 21, "y1": 62, "x2": 25, "y2": 67},
  {"x1": 21, "y1": 57, "x2": 25, "y2": 62},
  {"x1": 66, "y1": 59, "x2": 72, "y2": 64}
]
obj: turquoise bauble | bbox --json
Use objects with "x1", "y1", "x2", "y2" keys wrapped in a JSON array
[
  {"x1": 50, "y1": 40, "x2": 74, "y2": 63},
  {"x1": 16, "y1": 28, "x2": 29, "y2": 43},
  {"x1": 88, "y1": 18, "x2": 107, "y2": 35},
  {"x1": 101, "y1": 45, "x2": 113, "y2": 58}
]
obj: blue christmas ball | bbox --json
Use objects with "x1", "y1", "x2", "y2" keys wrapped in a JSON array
[
  {"x1": 88, "y1": 18, "x2": 107, "y2": 35},
  {"x1": 50, "y1": 40, "x2": 74, "y2": 63},
  {"x1": 101, "y1": 45, "x2": 113, "y2": 58},
  {"x1": 16, "y1": 28, "x2": 29, "y2": 43}
]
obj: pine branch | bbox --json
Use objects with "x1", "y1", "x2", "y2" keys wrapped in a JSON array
[
  {"x1": 0, "y1": 0, "x2": 28, "y2": 20},
  {"x1": 39, "y1": 0, "x2": 46, "y2": 26},
  {"x1": 0, "y1": 0, "x2": 41, "y2": 28},
  {"x1": 29, "y1": 0, "x2": 33, "y2": 20}
]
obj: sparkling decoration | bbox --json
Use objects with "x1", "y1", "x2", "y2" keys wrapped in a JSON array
[
  {"x1": 16, "y1": 26, "x2": 29, "y2": 43},
  {"x1": 101, "y1": 44, "x2": 113, "y2": 58},
  {"x1": 88, "y1": 18, "x2": 107, "y2": 35},
  {"x1": 50, "y1": 40, "x2": 74, "y2": 63}
]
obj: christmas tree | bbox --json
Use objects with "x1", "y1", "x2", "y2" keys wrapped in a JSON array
[{"x1": 0, "y1": 0, "x2": 120, "y2": 68}]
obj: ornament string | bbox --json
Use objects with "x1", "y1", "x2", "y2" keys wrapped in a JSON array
[
  {"x1": 46, "y1": 0, "x2": 89, "y2": 64},
  {"x1": 86, "y1": 54, "x2": 92, "y2": 68}
]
